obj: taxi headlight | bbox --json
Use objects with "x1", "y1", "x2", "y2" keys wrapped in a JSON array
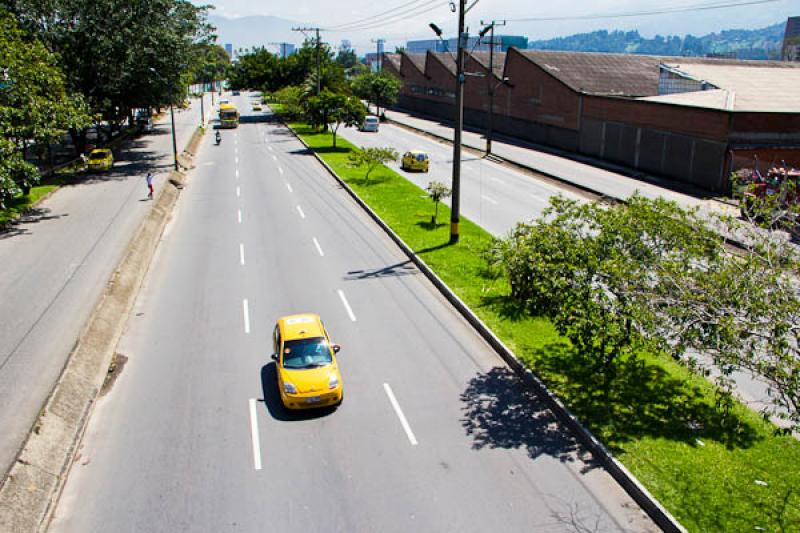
[
  {"x1": 284, "y1": 382, "x2": 297, "y2": 394},
  {"x1": 328, "y1": 374, "x2": 339, "y2": 390}
]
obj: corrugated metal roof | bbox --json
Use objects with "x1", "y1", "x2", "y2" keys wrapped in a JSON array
[
  {"x1": 382, "y1": 53, "x2": 401, "y2": 71},
  {"x1": 651, "y1": 62, "x2": 800, "y2": 112},
  {"x1": 430, "y1": 52, "x2": 456, "y2": 75},
  {"x1": 402, "y1": 52, "x2": 426, "y2": 74},
  {"x1": 518, "y1": 50, "x2": 665, "y2": 96},
  {"x1": 469, "y1": 52, "x2": 506, "y2": 78}
]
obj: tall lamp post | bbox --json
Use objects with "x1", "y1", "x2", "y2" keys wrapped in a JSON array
[
  {"x1": 479, "y1": 20, "x2": 506, "y2": 156},
  {"x1": 149, "y1": 67, "x2": 179, "y2": 171}
]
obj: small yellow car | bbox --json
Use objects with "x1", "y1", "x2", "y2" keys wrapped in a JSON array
[
  {"x1": 401, "y1": 150, "x2": 430, "y2": 172},
  {"x1": 273, "y1": 313, "x2": 343, "y2": 410},
  {"x1": 252, "y1": 103, "x2": 263, "y2": 111},
  {"x1": 86, "y1": 148, "x2": 113, "y2": 172}
]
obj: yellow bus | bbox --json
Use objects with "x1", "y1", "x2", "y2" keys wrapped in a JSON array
[{"x1": 219, "y1": 103, "x2": 240, "y2": 128}]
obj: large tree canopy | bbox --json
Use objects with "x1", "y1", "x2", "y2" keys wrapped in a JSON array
[{"x1": 0, "y1": 8, "x2": 91, "y2": 207}]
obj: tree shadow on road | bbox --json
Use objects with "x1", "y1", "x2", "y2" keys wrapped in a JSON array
[
  {"x1": 343, "y1": 260, "x2": 418, "y2": 281},
  {"x1": 460, "y1": 366, "x2": 585, "y2": 465}
]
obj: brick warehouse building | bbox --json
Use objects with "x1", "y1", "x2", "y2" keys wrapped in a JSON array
[{"x1": 381, "y1": 49, "x2": 800, "y2": 193}]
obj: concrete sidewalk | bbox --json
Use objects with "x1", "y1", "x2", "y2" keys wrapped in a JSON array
[
  {"x1": 379, "y1": 106, "x2": 738, "y2": 217},
  {"x1": 0, "y1": 94, "x2": 210, "y2": 478}
]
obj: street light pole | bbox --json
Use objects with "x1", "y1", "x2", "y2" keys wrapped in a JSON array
[
  {"x1": 480, "y1": 20, "x2": 505, "y2": 155},
  {"x1": 200, "y1": 85, "x2": 205, "y2": 127},
  {"x1": 450, "y1": 0, "x2": 467, "y2": 244}
]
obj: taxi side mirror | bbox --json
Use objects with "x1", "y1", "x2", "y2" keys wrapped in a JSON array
[
  {"x1": 271, "y1": 353, "x2": 278, "y2": 361},
  {"x1": 332, "y1": 344, "x2": 341, "y2": 353}
]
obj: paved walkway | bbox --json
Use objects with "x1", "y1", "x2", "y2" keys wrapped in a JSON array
[{"x1": 0, "y1": 94, "x2": 211, "y2": 477}]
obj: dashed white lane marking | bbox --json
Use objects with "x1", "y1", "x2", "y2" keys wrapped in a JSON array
[
  {"x1": 286, "y1": 183, "x2": 293, "y2": 193},
  {"x1": 482, "y1": 195, "x2": 498, "y2": 205},
  {"x1": 279, "y1": 167, "x2": 284, "y2": 176},
  {"x1": 313, "y1": 237, "x2": 324, "y2": 257},
  {"x1": 235, "y1": 169, "x2": 240, "y2": 178},
  {"x1": 296, "y1": 205, "x2": 305, "y2": 219},
  {"x1": 268, "y1": 146, "x2": 273, "y2": 151},
  {"x1": 242, "y1": 299, "x2": 250, "y2": 334},
  {"x1": 383, "y1": 383, "x2": 418, "y2": 446},
  {"x1": 248, "y1": 398, "x2": 262, "y2": 470},
  {"x1": 272, "y1": 155, "x2": 277, "y2": 162},
  {"x1": 236, "y1": 157, "x2": 239, "y2": 165},
  {"x1": 237, "y1": 209, "x2": 242, "y2": 224},
  {"x1": 235, "y1": 147, "x2": 238, "y2": 154},
  {"x1": 337, "y1": 289, "x2": 356, "y2": 322},
  {"x1": 236, "y1": 186, "x2": 241, "y2": 198},
  {"x1": 239, "y1": 243, "x2": 245, "y2": 265}
]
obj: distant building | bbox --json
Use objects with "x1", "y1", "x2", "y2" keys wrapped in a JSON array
[
  {"x1": 224, "y1": 43, "x2": 233, "y2": 57},
  {"x1": 783, "y1": 16, "x2": 800, "y2": 61},
  {"x1": 341, "y1": 39, "x2": 352, "y2": 51},
  {"x1": 278, "y1": 43, "x2": 295, "y2": 59},
  {"x1": 407, "y1": 35, "x2": 526, "y2": 54}
]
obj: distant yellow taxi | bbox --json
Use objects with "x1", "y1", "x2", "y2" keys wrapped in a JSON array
[
  {"x1": 401, "y1": 150, "x2": 430, "y2": 172},
  {"x1": 86, "y1": 148, "x2": 113, "y2": 171},
  {"x1": 273, "y1": 313, "x2": 343, "y2": 410}
]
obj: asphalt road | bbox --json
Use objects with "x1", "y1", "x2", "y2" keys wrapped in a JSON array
[
  {"x1": 49, "y1": 94, "x2": 655, "y2": 533},
  {"x1": 0, "y1": 96, "x2": 208, "y2": 477},
  {"x1": 337, "y1": 120, "x2": 587, "y2": 237}
]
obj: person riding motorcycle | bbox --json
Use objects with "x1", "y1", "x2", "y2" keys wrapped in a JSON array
[{"x1": 215, "y1": 131, "x2": 221, "y2": 145}]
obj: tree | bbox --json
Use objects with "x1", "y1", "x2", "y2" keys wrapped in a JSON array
[
  {"x1": 305, "y1": 91, "x2": 365, "y2": 148},
  {"x1": 489, "y1": 193, "x2": 800, "y2": 430},
  {"x1": 347, "y1": 146, "x2": 397, "y2": 183},
  {"x1": 191, "y1": 43, "x2": 230, "y2": 89},
  {"x1": 5, "y1": 0, "x2": 212, "y2": 152},
  {"x1": 351, "y1": 71, "x2": 401, "y2": 117},
  {"x1": 335, "y1": 48, "x2": 358, "y2": 69},
  {"x1": 0, "y1": 9, "x2": 91, "y2": 208},
  {"x1": 426, "y1": 180, "x2": 451, "y2": 224},
  {"x1": 227, "y1": 47, "x2": 278, "y2": 90}
]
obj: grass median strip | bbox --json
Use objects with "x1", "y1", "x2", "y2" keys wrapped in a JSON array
[{"x1": 288, "y1": 120, "x2": 800, "y2": 532}]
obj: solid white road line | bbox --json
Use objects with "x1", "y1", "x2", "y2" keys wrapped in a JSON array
[
  {"x1": 248, "y1": 398, "x2": 262, "y2": 470},
  {"x1": 279, "y1": 167, "x2": 284, "y2": 175},
  {"x1": 243, "y1": 299, "x2": 250, "y2": 334},
  {"x1": 482, "y1": 195, "x2": 499, "y2": 205},
  {"x1": 286, "y1": 183, "x2": 293, "y2": 193},
  {"x1": 313, "y1": 237, "x2": 324, "y2": 257},
  {"x1": 337, "y1": 289, "x2": 357, "y2": 322},
  {"x1": 238, "y1": 209, "x2": 242, "y2": 224},
  {"x1": 236, "y1": 186, "x2": 241, "y2": 198},
  {"x1": 383, "y1": 383, "x2": 418, "y2": 446},
  {"x1": 296, "y1": 205, "x2": 305, "y2": 219},
  {"x1": 239, "y1": 243, "x2": 245, "y2": 265}
]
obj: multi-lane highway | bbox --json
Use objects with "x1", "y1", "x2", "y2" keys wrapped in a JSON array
[
  {"x1": 0, "y1": 96, "x2": 208, "y2": 477},
  {"x1": 49, "y1": 94, "x2": 655, "y2": 532},
  {"x1": 338, "y1": 116, "x2": 589, "y2": 237}
]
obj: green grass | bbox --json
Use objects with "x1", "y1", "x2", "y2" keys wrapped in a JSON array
[{"x1": 288, "y1": 120, "x2": 800, "y2": 532}]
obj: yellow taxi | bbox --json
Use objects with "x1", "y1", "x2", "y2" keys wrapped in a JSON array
[
  {"x1": 86, "y1": 148, "x2": 113, "y2": 171},
  {"x1": 401, "y1": 150, "x2": 430, "y2": 172},
  {"x1": 273, "y1": 313, "x2": 343, "y2": 410}
]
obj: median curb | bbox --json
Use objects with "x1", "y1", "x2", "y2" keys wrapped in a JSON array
[
  {"x1": 282, "y1": 120, "x2": 686, "y2": 533},
  {"x1": 0, "y1": 127, "x2": 205, "y2": 533}
]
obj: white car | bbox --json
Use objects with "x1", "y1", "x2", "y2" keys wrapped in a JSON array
[{"x1": 360, "y1": 116, "x2": 379, "y2": 132}]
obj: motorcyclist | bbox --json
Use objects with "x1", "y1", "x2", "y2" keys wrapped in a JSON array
[{"x1": 215, "y1": 130, "x2": 221, "y2": 145}]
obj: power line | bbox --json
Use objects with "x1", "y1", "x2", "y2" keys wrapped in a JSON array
[
  {"x1": 505, "y1": 0, "x2": 781, "y2": 23},
  {"x1": 325, "y1": 0, "x2": 434, "y2": 30},
  {"x1": 323, "y1": 0, "x2": 449, "y2": 33}
]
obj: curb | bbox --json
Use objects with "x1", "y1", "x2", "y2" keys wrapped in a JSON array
[
  {"x1": 0, "y1": 128, "x2": 205, "y2": 532},
  {"x1": 283, "y1": 119, "x2": 686, "y2": 533}
]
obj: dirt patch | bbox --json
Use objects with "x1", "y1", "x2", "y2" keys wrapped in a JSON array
[{"x1": 100, "y1": 353, "x2": 128, "y2": 396}]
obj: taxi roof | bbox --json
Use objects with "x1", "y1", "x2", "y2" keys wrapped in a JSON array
[
  {"x1": 278, "y1": 313, "x2": 324, "y2": 340},
  {"x1": 407, "y1": 149, "x2": 428, "y2": 155},
  {"x1": 90, "y1": 148, "x2": 111, "y2": 155}
]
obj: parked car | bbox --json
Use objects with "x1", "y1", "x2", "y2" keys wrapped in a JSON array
[
  {"x1": 86, "y1": 148, "x2": 113, "y2": 172},
  {"x1": 360, "y1": 116, "x2": 379, "y2": 132},
  {"x1": 401, "y1": 150, "x2": 430, "y2": 172}
]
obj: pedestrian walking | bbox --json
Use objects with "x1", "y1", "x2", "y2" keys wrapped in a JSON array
[{"x1": 146, "y1": 172, "x2": 154, "y2": 200}]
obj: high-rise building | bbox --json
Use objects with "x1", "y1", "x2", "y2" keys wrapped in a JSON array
[
  {"x1": 224, "y1": 43, "x2": 233, "y2": 58},
  {"x1": 279, "y1": 43, "x2": 295, "y2": 59},
  {"x1": 783, "y1": 16, "x2": 800, "y2": 61},
  {"x1": 341, "y1": 39, "x2": 352, "y2": 51}
]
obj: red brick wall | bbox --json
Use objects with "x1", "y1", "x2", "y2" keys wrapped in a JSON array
[
  {"x1": 463, "y1": 55, "x2": 512, "y2": 117},
  {"x1": 731, "y1": 113, "x2": 800, "y2": 136},
  {"x1": 502, "y1": 48, "x2": 581, "y2": 130},
  {"x1": 582, "y1": 96, "x2": 730, "y2": 141}
]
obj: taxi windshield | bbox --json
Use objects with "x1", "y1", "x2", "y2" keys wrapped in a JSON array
[
  {"x1": 282, "y1": 337, "x2": 332, "y2": 369},
  {"x1": 415, "y1": 153, "x2": 427, "y2": 161},
  {"x1": 89, "y1": 152, "x2": 109, "y2": 160}
]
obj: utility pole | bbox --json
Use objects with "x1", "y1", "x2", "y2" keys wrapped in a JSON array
[
  {"x1": 450, "y1": 0, "x2": 467, "y2": 244},
  {"x1": 292, "y1": 27, "x2": 323, "y2": 95},
  {"x1": 480, "y1": 20, "x2": 505, "y2": 155},
  {"x1": 371, "y1": 38, "x2": 386, "y2": 117}
]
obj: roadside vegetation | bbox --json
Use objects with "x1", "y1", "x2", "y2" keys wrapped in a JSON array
[{"x1": 281, "y1": 114, "x2": 800, "y2": 532}]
